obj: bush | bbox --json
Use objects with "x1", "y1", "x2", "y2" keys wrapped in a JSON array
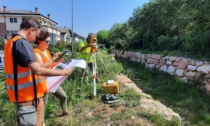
[{"x1": 156, "y1": 35, "x2": 176, "y2": 51}]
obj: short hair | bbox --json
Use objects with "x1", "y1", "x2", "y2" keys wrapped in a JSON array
[
  {"x1": 20, "y1": 17, "x2": 41, "y2": 30},
  {"x1": 87, "y1": 33, "x2": 94, "y2": 38},
  {"x1": 34, "y1": 27, "x2": 50, "y2": 45},
  {"x1": 86, "y1": 33, "x2": 94, "y2": 43}
]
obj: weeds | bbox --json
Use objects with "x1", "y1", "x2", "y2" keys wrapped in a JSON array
[
  {"x1": 116, "y1": 57, "x2": 210, "y2": 126},
  {"x1": 111, "y1": 108, "x2": 132, "y2": 121},
  {"x1": 110, "y1": 102, "x2": 120, "y2": 108},
  {"x1": 0, "y1": 50, "x2": 185, "y2": 126},
  {"x1": 119, "y1": 88, "x2": 142, "y2": 101},
  {"x1": 137, "y1": 112, "x2": 181, "y2": 126}
]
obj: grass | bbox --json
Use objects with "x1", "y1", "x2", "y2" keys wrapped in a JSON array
[
  {"x1": 0, "y1": 50, "x2": 184, "y2": 126},
  {"x1": 137, "y1": 112, "x2": 181, "y2": 126},
  {"x1": 110, "y1": 108, "x2": 133, "y2": 122},
  {"x1": 116, "y1": 57, "x2": 210, "y2": 126}
]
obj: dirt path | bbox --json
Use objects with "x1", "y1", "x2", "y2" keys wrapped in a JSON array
[{"x1": 57, "y1": 74, "x2": 181, "y2": 126}]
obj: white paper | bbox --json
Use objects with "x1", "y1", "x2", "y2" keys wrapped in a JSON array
[
  {"x1": 66, "y1": 59, "x2": 87, "y2": 69},
  {"x1": 46, "y1": 59, "x2": 86, "y2": 93}
]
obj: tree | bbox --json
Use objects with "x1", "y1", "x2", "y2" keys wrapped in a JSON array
[{"x1": 96, "y1": 30, "x2": 109, "y2": 45}]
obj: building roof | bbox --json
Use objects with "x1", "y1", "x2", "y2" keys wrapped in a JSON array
[
  {"x1": 0, "y1": 9, "x2": 35, "y2": 14},
  {"x1": 56, "y1": 27, "x2": 71, "y2": 33},
  {"x1": 0, "y1": 8, "x2": 57, "y2": 24}
]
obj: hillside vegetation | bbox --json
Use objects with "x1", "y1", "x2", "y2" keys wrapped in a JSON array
[
  {"x1": 2, "y1": 43, "x2": 210, "y2": 125},
  {"x1": 97, "y1": 0, "x2": 210, "y2": 61},
  {"x1": 0, "y1": 49, "x2": 182, "y2": 126},
  {"x1": 117, "y1": 57, "x2": 210, "y2": 126}
]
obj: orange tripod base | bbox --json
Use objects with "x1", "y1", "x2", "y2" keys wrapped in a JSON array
[{"x1": 93, "y1": 95, "x2": 96, "y2": 99}]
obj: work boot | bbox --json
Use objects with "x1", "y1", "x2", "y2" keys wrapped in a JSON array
[
  {"x1": 62, "y1": 110, "x2": 69, "y2": 115},
  {"x1": 56, "y1": 110, "x2": 69, "y2": 117}
]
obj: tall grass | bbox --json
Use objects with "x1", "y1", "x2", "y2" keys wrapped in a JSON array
[
  {"x1": 0, "y1": 50, "x2": 124, "y2": 125},
  {"x1": 0, "y1": 50, "x2": 190, "y2": 125},
  {"x1": 116, "y1": 57, "x2": 210, "y2": 126}
]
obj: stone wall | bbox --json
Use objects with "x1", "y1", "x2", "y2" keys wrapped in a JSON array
[{"x1": 112, "y1": 49, "x2": 210, "y2": 92}]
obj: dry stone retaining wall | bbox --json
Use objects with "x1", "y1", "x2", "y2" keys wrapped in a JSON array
[{"x1": 112, "y1": 49, "x2": 210, "y2": 92}]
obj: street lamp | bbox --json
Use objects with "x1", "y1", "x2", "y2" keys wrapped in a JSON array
[{"x1": 71, "y1": 0, "x2": 74, "y2": 52}]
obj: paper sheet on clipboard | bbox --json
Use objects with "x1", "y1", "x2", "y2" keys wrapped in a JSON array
[{"x1": 46, "y1": 59, "x2": 86, "y2": 93}]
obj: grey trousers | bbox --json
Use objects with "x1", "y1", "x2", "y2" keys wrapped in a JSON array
[{"x1": 43, "y1": 86, "x2": 67, "y2": 121}]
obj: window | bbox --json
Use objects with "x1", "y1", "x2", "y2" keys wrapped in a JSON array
[
  {"x1": 14, "y1": 18, "x2": 17, "y2": 23},
  {"x1": 6, "y1": 31, "x2": 10, "y2": 34},
  {"x1": 10, "y1": 18, "x2": 17, "y2": 23},
  {"x1": 10, "y1": 18, "x2": 13, "y2": 23},
  {"x1": 11, "y1": 31, "x2": 15, "y2": 34}
]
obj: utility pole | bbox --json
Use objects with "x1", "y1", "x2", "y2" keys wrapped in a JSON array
[{"x1": 71, "y1": 0, "x2": 74, "y2": 52}]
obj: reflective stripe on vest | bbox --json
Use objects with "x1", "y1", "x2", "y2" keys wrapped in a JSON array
[
  {"x1": 6, "y1": 77, "x2": 44, "y2": 90},
  {"x1": 5, "y1": 70, "x2": 31, "y2": 79}
]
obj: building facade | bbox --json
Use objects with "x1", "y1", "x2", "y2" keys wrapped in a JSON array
[
  {"x1": 56, "y1": 27, "x2": 72, "y2": 43},
  {"x1": 0, "y1": 6, "x2": 71, "y2": 45}
]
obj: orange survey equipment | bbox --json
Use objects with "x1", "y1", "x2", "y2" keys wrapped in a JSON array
[
  {"x1": 88, "y1": 34, "x2": 97, "y2": 53},
  {"x1": 4, "y1": 35, "x2": 47, "y2": 102},
  {"x1": 103, "y1": 81, "x2": 119, "y2": 94}
]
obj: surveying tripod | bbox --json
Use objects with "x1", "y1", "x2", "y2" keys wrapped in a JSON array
[{"x1": 82, "y1": 46, "x2": 109, "y2": 99}]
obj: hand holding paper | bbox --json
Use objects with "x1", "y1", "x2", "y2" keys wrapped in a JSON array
[
  {"x1": 62, "y1": 68, "x2": 74, "y2": 76},
  {"x1": 46, "y1": 59, "x2": 86, "y2": 93}
]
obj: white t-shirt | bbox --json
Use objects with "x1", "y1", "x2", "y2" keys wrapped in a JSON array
[{"x1": 36, "y1": 50, "x2": 50, "y2": 64}]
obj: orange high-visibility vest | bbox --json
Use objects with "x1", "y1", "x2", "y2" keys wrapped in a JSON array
[
  {"x1": 4, "y1": 35, "x2": 47, "y2": 102},
  {"x1": 34, "y1": 48, "x2": 59, "y2": 69}
]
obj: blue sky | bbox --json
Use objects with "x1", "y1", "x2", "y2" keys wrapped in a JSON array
[{"x1": 1, "y1": 0, "x2": 149, "y2": 37}]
